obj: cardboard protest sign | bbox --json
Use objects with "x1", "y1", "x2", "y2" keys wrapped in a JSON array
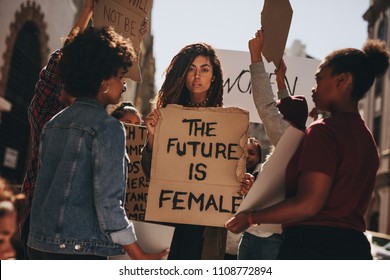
[
  {"x1": 124, "y1": 124, "x2": 149, "y2": 221},
  {"x1": 237, "y1": 125, "x2": 304, "y2": 233},
  {"x1": 145, "y1": 105, "x2": 249, "y2": 227},
  {"x1": 93, "y1": 0, "x2": 153, "y2": 82},
  {"x1": 218, "y1": 49, "x2": 320, "y2": 124},
  {"x1": 109, "y1": 220, "x2": 174, "y2": 260},
  {"x1": 261, "y1": 0, "x2": 293, "y2": 68}
]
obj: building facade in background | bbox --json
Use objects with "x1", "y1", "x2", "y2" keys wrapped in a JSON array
[
  {"x1": 0, "y1": 0, "x2": 155, "y2": 185},
  {"x1": 0, "y1": 0, "x2": 77, "y2": 185},
  {"x1": 362, "y1": 0, "x2": 390, "y2": 234}
]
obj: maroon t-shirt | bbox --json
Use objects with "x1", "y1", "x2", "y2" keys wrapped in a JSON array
[{"x1": 285, "y1": 113, "x2": 379, "y2": 232}]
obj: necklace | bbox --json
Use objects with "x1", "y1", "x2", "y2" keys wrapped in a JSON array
[{"x1": 187, "y1": 97, "x2": 209, "y2": 107}]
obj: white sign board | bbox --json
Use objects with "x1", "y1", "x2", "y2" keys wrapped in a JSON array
[{"x1": 218, "y1": 49, "x2": 320, "y2": 124}]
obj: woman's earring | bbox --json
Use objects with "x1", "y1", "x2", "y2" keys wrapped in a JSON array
[
  {"x1": 122, "y1": 82, "x2": 127, "y2": 93},
  {"x1": 101, "y1": 82, "x2": 109, "y2": 94}
]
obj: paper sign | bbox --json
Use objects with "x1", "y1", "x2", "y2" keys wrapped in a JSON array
[
  {"x1": 145, "y1": 105, "x2": 249, "y2": 227},
  {"x1": 124, "y1": 124, "x2": 149, "y2": 221},
  {"x1": 237, "y1": 125, "x2": 304, "y2": 233},
  {"x1": 218, "y1": 49, "x2": 320, "y2": 124},
  {"x1": 261, "y1": 0, "x2": 293, "y2": 68},
  {"x1": 109, "y1": 220, "x2": 174, "y2": 260},
  {"x1": 93, "y1": 0, "x2": 153, "y2": 81}
]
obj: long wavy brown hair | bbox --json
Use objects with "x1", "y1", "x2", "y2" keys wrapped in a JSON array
[{"x1": 155, "y1": 43, "x2": 224, "y2": 108}]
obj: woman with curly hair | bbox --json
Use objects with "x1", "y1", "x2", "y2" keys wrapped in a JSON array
[
  {"x1": 141, "y1": 43, "x2": 225, "y2": 259},
  {"x1": 226, "y1": 39, "x2": 390, "y2": 260},
  {"x1": 142, "y1": 43, "x2": 223, "y2": 176},
  {"x1": 27, "y1": 26, "x2": 168, "y2": 260}
]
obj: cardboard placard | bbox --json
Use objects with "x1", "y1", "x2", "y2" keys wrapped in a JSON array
[
  {"x1": 237, "y1": 125, "x2": 304, "y2": 233},
  {"x1": 261, "y1": 0, "x2": 293, "y2": 68},
  {"x1": 124, "y1": 124, "x2": 149, "y2": 221},
  {"x1": 218, "y1": 49, "x2": 320, "y2": 124},
  {"x1": 93, "y1": 0, "x2": 153, "y2": 82},
  {"x1": 145, "y1": 105, "x2": 249, "y2": 227}
]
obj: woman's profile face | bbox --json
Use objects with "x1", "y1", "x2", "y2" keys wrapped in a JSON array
[
  {"x1": 185, "y1": 55, "x2": 214, "y2": 98},
  {"x1": 312, "y1": 65, "x2": 338, "y2": 112},
  {"x1": 102, "y1": 68, "x2": 127, "y2": 106}
]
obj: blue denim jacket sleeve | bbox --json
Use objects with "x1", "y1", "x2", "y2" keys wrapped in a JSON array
[{"x1": 93, "y1": 118, "x2": 137, "y2": 245}]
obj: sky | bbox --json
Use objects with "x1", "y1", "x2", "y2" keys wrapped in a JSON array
[{"x1": 151, "y1": 0, "x2": 370, "y2": 89}]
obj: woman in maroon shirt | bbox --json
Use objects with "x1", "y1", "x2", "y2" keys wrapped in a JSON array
[{"x1": 226, "y1": 39, "x2": 390, "y2": 259}]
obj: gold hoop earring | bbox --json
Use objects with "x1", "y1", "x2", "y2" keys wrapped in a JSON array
[{"x1": 100, "y1": 82, "x2": 109, "y2": 94}]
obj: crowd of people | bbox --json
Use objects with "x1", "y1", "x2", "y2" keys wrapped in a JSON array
[{"x1": 1, "y1": 0, "x2": 389, "y2": 260}]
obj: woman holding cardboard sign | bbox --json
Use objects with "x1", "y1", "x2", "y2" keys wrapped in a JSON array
[
  {"x1": 226, "y1": 34, "x2": 390, "y2": 259},
  {"x1": 142, "y1": 43, "x2": 226, "y2": 260}
]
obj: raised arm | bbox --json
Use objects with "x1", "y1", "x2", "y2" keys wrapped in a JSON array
[
  {"x1": 29, "y1": 0, "x2": 94, "y2": 127},
  {"x1": 249, "y1": 29, "x2": 289, "y2": 146},
  {"x1": 69, "y1": 0, "x2": 94, "y2": 36},
  {"x1": 275, "y1": 59, "x2": 289, "y2": 99}
]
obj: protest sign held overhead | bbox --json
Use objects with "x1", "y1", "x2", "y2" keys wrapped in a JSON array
[
  {"x1": 124, "y1": 124, "x2": 149, "y2": 221},
  {"x1": 218, "y1": 49, "x2": 320, "y2": 124},
  {"x1": 93, "y1": 0, "x2": 153, "y2": 82},
  {"x1": 261, "y1": 0, "x2": 293, "y2": 68},
  {"x1": 145, "y1": 105, "x2": 249, "y2": 227}
]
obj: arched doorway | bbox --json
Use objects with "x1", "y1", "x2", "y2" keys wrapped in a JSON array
[{"x1": 0, "y1": 21, "x2": 41, "y2": 184}]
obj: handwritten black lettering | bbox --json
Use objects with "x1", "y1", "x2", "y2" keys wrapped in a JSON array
[
  {"x1": 223, "y1": 69, "x2": 298, "y2": 96},
  {"x1": 132, "y1": 203, "x2": 146, "y2": 212},
  {"x1": 127, "y1": 176, "x2": 149, "y2": 189},
  {"x1": 124, "y1": 17, "x2": 137, "y2": 36},
  {"x1": 128, "y1": 160, "x2": 140, "y2": 174},
  {"x1": 158, "y1": 189, "x2": 242, "y2": 214},
  {"x1": 126, "y1": 125, "x2": 147, "y2": 141},
  {"x1": 268, "y1": 73, "x2": 298, "y2": 96},
  {"x1": 182, "y1": 119, "x2": 217, "y2": 137},
  {"x1": 128, "y1": 0, "x2": 149, "y2": 15},
  {"x1": 159, "y1": 190, "x2": 174, "y2": 208},
  {"x1": 224, "y1": 70, "x2": 251, "y2": 94},
  {"x1": 103, "y1": 5, "x2": 123, "y2": 26},
  {"x1": 188, "y1": 193, "x2": 205, "y2": 210},
  {"x1": 127, "y1": 192, "x2": 148, "y2": 202},
  {"x1": 189, "y1": 163, "x2": 207, "y2": 181},
  {"x1": 172, "y1": 191, "x2": 187, "y2": 210},
  {"x1": 166, "y1": 139, "x2": 240, "y2": 160},
  {"x1": 127, "y1": 213, "x2": 145, "y2": 221}
]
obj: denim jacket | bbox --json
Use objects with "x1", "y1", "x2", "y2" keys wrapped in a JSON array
[{"x1": 28, "y1": 97, "x2": 136, "y2": 256}]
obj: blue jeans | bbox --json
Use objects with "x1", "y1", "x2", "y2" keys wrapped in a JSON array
[{"x1": 238, "y1": 231, "x2": 282, "y2": 260}]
